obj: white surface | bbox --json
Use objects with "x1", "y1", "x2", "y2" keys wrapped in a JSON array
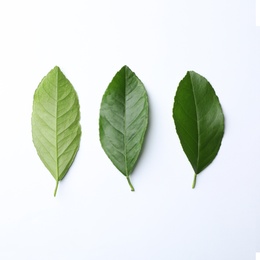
[
  {"x1": 257, "y1": 0, "x2": 260, "y2": 25},
  {"x1": 0, "y1": 1, "x2": 259, "y2": 259}
]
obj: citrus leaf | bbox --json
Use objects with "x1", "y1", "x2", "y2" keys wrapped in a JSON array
[
  {"x1": 32, "y1": 66, "x2": 81, "y2": 196},
  {"x1": 99, "y1": 65, "x2": 149, "y2": 191},
  {"x1": 173, "y1": 71, "x2": 224, "y2": 188}
]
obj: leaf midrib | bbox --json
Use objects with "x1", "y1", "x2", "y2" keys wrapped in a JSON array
[
  {"x1": 190, "y1": 72, "x2": 200, "y2": 174},
  {"x1": 55, "y1": 69, "x2": 59, "y2": 182},
  {"x1": 123, "y1": 67, "x2": 129, "y2": 177}
]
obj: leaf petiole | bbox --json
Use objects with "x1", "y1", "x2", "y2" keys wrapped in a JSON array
[
  {"x1": 192, "y1": 173, "x2": 197, "y2": 189},
  {"x1": 127, "y1": 176, "x2": 135, "y2": 191},
  {"x1": 54, "y1": 180, "x2": 59, "y2": 197}
]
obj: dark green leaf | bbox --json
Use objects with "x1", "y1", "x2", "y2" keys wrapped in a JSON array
[
  {"x1": 32, "y1": 66, "x2": 81, "y2": 196},
  {"x1": 99, "y1": 65, "x2": 149, "y2": 191},
  {"x1": 173, "y1": 71, "x2": 224, "y2": 188}
]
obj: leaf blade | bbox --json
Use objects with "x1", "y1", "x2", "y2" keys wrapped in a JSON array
[
  {"x1": 99, "y1": 65, "x2": 149, "y2": 191},
  {"x1": 32, "y1": 66, "x2": 81, "y2": 196},
  {"x1": 173, "y1": 71, "x2": 224, "y2": 188}
]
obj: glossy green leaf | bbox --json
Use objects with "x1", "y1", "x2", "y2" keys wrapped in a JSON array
[
  {"x1": 32, "y1": 66, "x2": 81, "y2": 196},
  {"x1": 173, "y1": 71, "x2": 224, "y2": 188},
  {"x1": 99, "y1": 65, "x2": 149, "y2": 191}
]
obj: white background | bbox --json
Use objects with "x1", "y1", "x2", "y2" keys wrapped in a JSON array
[
  {"x1": 0, "y1": 1, "x2": 259, "y2": 259},
  {"x1": 257, "y1": 0, "x2": 260, "y2": 25}
]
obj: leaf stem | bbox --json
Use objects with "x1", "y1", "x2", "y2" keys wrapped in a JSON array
[
  {"x1": 54, "y1": 180, "x2": 59, "y2": 196},
  {"x1": 192, "y1": 173, "x2": 197, "y2": 189},
  {"x1": 127, "y1": 176, "x2": 135, "y2": 191}
]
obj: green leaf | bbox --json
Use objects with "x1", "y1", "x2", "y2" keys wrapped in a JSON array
[
  {"x1": 32, "y1": 66, "x2": 81, "y2": 196},
  {"x1": 99, "y1": 65, "x2": 149, "y2": 191},
  {"x1": 173, "y1": 71, "x2": 224, "y2": 188}
]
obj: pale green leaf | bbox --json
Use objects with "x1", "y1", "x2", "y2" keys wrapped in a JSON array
[
  {"x1": 173, "y1": 71, "x2": 224, "y2": 188},
  {"x1": 99, "y1": 65, "x2": 149, "y2": 191},
  {"x1": 32, "y1": 66, "x2": 81, "y2": 196}
]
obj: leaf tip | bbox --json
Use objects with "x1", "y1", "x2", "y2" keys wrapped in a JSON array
[{"x1": 52, "y1": 66, "x2": 61, "y2": 75}]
